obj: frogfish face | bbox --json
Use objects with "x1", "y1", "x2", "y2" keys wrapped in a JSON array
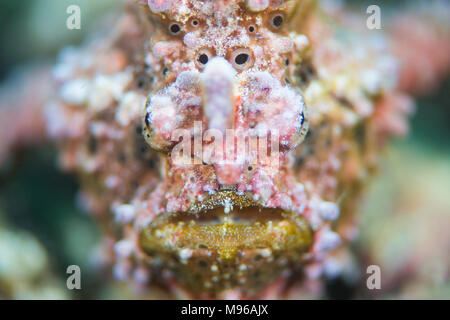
[{"x1": 137, "y1": 0, "x2": 319, "y2": 295}]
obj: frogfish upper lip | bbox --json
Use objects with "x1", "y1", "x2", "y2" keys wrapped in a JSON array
[{"x1": 138, "y1": 190, "x2": 313, "y2": 294}]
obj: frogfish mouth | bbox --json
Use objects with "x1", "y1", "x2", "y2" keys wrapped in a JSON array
[{"x1": 140, "y1": 191, "x2": 313, "y2": 293}]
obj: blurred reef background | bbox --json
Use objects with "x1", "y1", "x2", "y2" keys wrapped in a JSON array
[{"x1": 0, "y1": 0, "x2": 449, "y2": 299}]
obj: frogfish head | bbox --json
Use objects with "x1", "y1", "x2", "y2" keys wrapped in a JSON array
[{"x1": 136, "y1": 0, "x2": 321, "y2": 296}]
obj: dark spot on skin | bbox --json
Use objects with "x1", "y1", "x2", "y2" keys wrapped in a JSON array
[
  {"x1": 297, "y1": 62, "x2": 317, "y2": 86},
  {"x1": 295, "y1": 156, "x2": 305, "y2": 169},
  {"x1": 196, "y1": 49, "x2": 214, "y2": 69},
  {"x1": 299, "y1": 129, "x2": 316, "y2": 158},
  {"x1": 88, "y1": 135, "x2": 97, "y2": 153},
  {"x1": 334, "y1": 95, "x2": 353, "y2": 109},
  {"x1": 135, "y1": 138, "x2": 148, "y2": 157},
  {"x1": 305, "y1": 130, "x2": 313, "y2": 141},
  {"x1": 272, "y1": 15, "x2": 284, "y2": 28},
  {"x1": 137, "y1": 77, "x2": 146, "y2": 88},
  {"x1": 198, "y1": 260, "x2": 208, "y2": 268},
  {"x1": 136, "y1": 73, "x2": 152, "y2": 90},
  {"x1": 198, "y1": 54, "x2": 209, "y2": 65},
  {"x1": 147, "y1": 158, "x2": 157, "y2": 169},
  {"x1": 136, "y1": 125, "x2": 143, "y2": 135},
  {"x1": 235, "y1": 53, "x2": 249, "y2": 65},
  {"x1": 169, "y1": 23, "x2": 181, "y2": 35},
  {"x1": 134, "y1": 124, "x2": 156, "y2": 166}
]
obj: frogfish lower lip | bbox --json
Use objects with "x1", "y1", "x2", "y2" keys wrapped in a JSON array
[{"x1": 138, "y1": 191, "x2": 313, "y2": 294}]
